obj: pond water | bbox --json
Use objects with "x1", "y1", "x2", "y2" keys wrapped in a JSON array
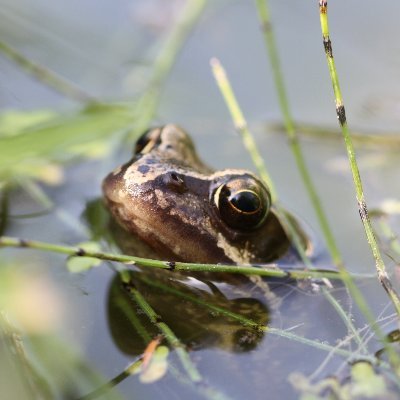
[{"x1": 1, "y1": 0, "x2": 400, "y2": 399}]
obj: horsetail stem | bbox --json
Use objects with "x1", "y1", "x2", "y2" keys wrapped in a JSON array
[
  {"x1": 253, "y1": 0, "x2": 400, "y2": 371},
  {"x1": 0, "y1": 40, "x2": 95, "y2": 103},
  {"x1": 254, "y1": 0, "x2": 343, "y2": 269},
  {"x1": 124, "y1": 284, "x2": 203, "y2": 383},
  {"x1": 0, "y1": 235, "x2": 347, "y2": 280},
  {"x1": 122, "y1": 281, "x2": 233, "y2": 400},
  {"x1": 213, "y1": 6, "x2": 388, "y2": 352},
  {"x1": 210, "y1": 58, "x2": 315, "y2": 268},
  {"x1": 138, "y1": 274, "x2": 367, "y2": 359},
  {"x1": 127, "y1": 0, "x2": 207, "y2": 140},
  {"x1": 253, "y1": 0, "x2": 379, "y2": 353},
  {"x1": 210, "y1": 58, "x2": 277, "y2": 201},
  {"x1": 318, "y1": 0, "x2": 400, "y2": 318}
]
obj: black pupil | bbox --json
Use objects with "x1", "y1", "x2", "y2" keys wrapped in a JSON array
[{"x1": 230, "y1": 191, "x2": 260, "y2": 213}]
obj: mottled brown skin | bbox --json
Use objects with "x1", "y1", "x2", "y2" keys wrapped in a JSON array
[{"x1": 102, "y1": 125, "x2": 308, "y2": 264}]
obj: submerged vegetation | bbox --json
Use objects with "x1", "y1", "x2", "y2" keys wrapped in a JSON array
[{"x1": 1, "y1": 1, "x2": 400, "y2": 399}]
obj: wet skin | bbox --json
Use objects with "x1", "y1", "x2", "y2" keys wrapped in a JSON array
[{"x1": 102, "y1": 124, "x2": 310, "y2": 264}]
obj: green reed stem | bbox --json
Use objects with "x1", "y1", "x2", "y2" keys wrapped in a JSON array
[
  {"x1": 20, "y1": 178, "x2": 88, "y2": 236},
  {"x1": 211, "y1": 3, "x2": 400, "y2": 372},
  {"x1": 0, "y1": 184, "x2": 10, "y2": 236},
  {"x1": 114, "y1": 291, "x2": 153, "y2": 344},
  {"x1": 138, "y1": 275, "x2": 367, "y2": 360},
  {"x1": 254, "y1": 0, "x2": 342, "y2": 269},
  {"x1": 255, "y1": 0, "x2": 400, "y2": 368},
  {"x1": 0, "y1": 0, "x2": 206, "y2": 136},
  {"x1": 321, "y1": 287, "x2": 366, "y2": 353},
  {"x1": 77, "y1": 357, "x2": 141, "y2": 400},
  {"x1": 210, "y1": 59, "x2": 314, "y2": 268},
  {"x1": 318, "y1": 1, "x2": 400, "y2": 318},
  {"x1": 318, "y1": 0, "x2": 400, "y2": 374},
  {"x1": 210, "y1": 58, "x2": 277, "y2": 201},
  {"x1": 0, "y1": 235, "x2": 351, "y2": 280},
  {"x1": 0, "y1": 40, "x2": 95, "y2": 103},
  {"x1": 123, "y1": 281, "x2": 232, "y2": 400},
  {"x1": 127, "y1": 0, "x2": 207, "y2": 140},
  {"x1": 0, "y1": 312, "x2": 54, "y2": 399},
  {"x1": 109, "y1": 281, "x2": 224, "y2": 400},
  {"x1": 267, "y1": 122, "x2": 400, "y2": 149},
  {"x1": 123, "y1": 283, "x2": 201, "y2": 384},
  {"x1": 211, "y1": 58, "x2": 330, "y2": 272},
  {"x1": 253, "y1": 0, "x2": 377, "y2": 352}
]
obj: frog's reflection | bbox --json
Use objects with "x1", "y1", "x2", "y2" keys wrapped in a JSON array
[
  {"x1": 107, "y1": 270, "x2": 269, "y2": 355},
  {"x1": 84, "y1": 199, "x2": 269, "y2": 354}
]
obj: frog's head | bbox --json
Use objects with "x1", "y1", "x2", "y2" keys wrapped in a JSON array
[{"x1": 103, "y1": 125, "x2": 303, "y2": 264}]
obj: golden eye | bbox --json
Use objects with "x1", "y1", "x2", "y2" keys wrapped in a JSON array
[
  {"x1": 213, "y1": 176, "x2": 271, "y2": 230},
  {"x1": 134, "y1": 128, "x2": 162, "y2": 155}
]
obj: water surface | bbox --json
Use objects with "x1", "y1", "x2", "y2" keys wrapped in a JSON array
[{"x1": 1, "y1": 1, "x2": 400, "y2": 399}]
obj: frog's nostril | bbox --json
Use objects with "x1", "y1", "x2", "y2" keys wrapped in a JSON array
[{"x1": 163, "y1": 172, "x2": 187, "y2": 194}]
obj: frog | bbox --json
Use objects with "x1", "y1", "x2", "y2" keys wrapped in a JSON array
[
  {"x1": 101, "y1": 125, "x2": 361, "y2": 377},
  {"x1": 102, "y1": 124, "x2": 311, "y2": 265},
  {"x1": 101, "y1": 127, "x2": 390, "y2": 397}
]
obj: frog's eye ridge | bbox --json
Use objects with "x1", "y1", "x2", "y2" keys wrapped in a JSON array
[
  {"x1": 214, "y1": 177, "x2": 271, "y2": 230},
  {"x1": 134, "y1": 128, "x2": 162, "y2": 155}
]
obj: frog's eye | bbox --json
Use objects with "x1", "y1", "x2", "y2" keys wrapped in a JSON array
[
  {"x1": 134, "y1": 128, "x2": 162, "y2": 155},
  {"x1": 214, "y1": 177, "x2": 271, "y2": 230}
]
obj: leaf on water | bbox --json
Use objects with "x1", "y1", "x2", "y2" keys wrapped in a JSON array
[
  {"x1": 67, "y1": 241, "x2": 102, "y2": 273},
  {"x1": 69, "y1": 141, "x2": 110, "y2": 159},
  {"x1": 0, "y1": 103, "x2": 134, "y2": 184},
  {"x1": 290, "y1": 362, "x2": 392, "y2": 399},
  {"x1": 288, "y1": 372, "x2": 332, "y2": 400},
  {"x1": 350, "y1": 361, "x2": 386, "y2": 398},
  {"x1": 139, "y1": 346, "x2": 169, "y2": 384},
  {"x1": 83, "y1": 199, "x2": 111, "y2": 241},
  {"x1": 0, "y1": 109, "x2": 57, "y2": 138}
]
